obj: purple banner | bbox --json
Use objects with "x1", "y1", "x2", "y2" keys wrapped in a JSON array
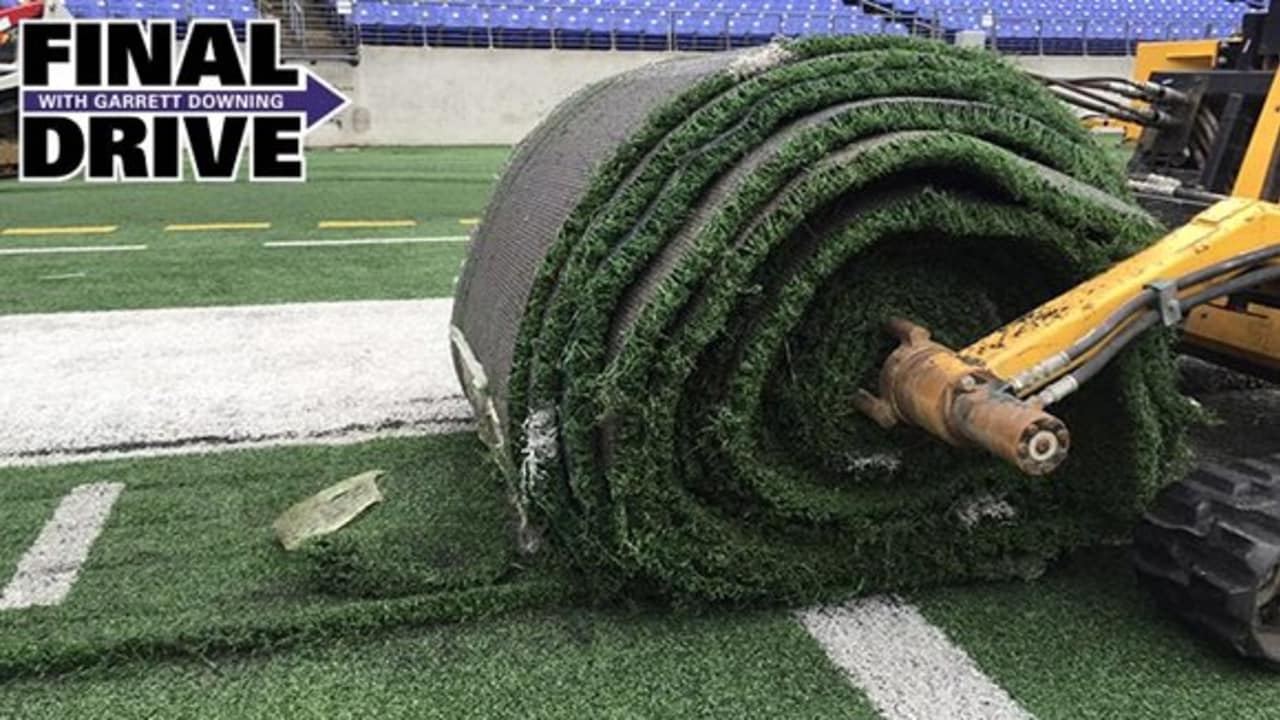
[{"x1": 21, "y1": 75, "x2": 346, "y2": 129}]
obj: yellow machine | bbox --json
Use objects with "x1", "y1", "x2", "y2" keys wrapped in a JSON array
[
  {"x1": 856, "y1": 13, "x2": 1280, "y2": 662},
  {"x1": 855, "y1": 198, "x2": 1280, "y2": 475}
]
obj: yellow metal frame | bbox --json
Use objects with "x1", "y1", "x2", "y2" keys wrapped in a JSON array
[
  {"x1": 1124, "y1": 39, "x2": 1222, "y2": 142},
  {"x1": 1183, "y1": 299, "x2": 1280, "y2": 376},
  {"x1": 962, "y1": 198, "x2": 1280, "y2": 389},
  {"x1": 1233, "y1": 70, "x2": 1280, "y2": 199},
  {"x1": 857, "y1": 200, "x2": 1280, "y2": 475},
  {"x1": 859, "y1": 42, "x2": 1280, "y2": 474},
  {"x1": 1111, "y1": 36, "x2": 1280, "y2": 375},
  {"x1": 1124, "y1": 37, "x2": 1280, "y2": 199}
]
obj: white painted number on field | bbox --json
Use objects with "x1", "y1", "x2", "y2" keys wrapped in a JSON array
[{"x1": 0, "y1": 482, "x2": 125, "y2": 610}]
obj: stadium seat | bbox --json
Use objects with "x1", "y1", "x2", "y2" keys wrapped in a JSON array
[
  {"x1": 871, "y1": 0, "x2": 1251, "y2": 53},
  {"x1": 57, "y1": 0, "x2": 1260, "y2": 53}
]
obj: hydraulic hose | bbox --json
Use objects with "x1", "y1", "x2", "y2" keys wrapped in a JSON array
[
  {"x1": 1038, "y1": 259, "x2": 1280, "y2": 405},
  {"x1": 1014, "y1": 244, "x2": 1280, "y2": 395}
]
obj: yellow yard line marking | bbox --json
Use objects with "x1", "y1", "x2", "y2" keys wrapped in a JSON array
[
  {"x1": 165, "y1": 222, "x2": 271, "y2": 232},
  {"x1": 458, "y1": 218, "x2": 480, "y2": 226},
  {"x1": 317, "y1": 219, "x2": 418, "y2": 230},
  {"x1": 1, "y1": 225, "x2": 118, "y2": 236}
]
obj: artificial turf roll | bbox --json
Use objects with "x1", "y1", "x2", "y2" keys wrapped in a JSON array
[{"x1": 451, "y1": 36, "x2": 1194, "y2": 604}]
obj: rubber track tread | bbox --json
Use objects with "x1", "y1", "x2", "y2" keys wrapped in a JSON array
[{"x1": 1134, "y1": 456, "x2": 1280, "y2": 663}]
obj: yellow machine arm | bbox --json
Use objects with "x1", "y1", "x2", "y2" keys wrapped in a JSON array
[{"x1": 856, "y1": 197, "x2": 1280, "y2": 475}]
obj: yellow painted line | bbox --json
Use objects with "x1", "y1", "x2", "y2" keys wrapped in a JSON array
[
  {"x1": 1, "y1": 225, "x2": 118, "y2": 236},
  {"x1": 164, "y1": 222, "x2": 271, "y2": 232},
  {"x1": 317, "y1": 219, "x2": 418, "y2": 230},
  {"x1": 458, "y1": 218, "x2": 480, "y2": 226}
]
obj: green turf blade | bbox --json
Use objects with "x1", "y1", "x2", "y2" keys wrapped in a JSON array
[
  {"x1": 915, "y1": 547, "x2": 1280, "y2": 720},
  {"x1": 0, "y1": 434, "x2": 573, "y2": 677},
  {"x1": 0, "y1": 147, "x2": 507, "y2": 313},
  {"x1": 0, "y1": 607, "x2": 877, "y2": 719}
]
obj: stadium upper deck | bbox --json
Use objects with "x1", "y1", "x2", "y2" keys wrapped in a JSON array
[{"x1": 9, "y1": 0, "x2": 1266, "y2": 54}]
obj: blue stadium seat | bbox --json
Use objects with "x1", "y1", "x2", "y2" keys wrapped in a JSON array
[
  {"x1": 65, "y1": 0, "x2": 110, "y2": 17},
  {"x1": 878, "y1": 0, "x2": 1251, "y2": 53},
  {"x1": 60, "y1": 0, "x2": 1259, "y2": 53}
]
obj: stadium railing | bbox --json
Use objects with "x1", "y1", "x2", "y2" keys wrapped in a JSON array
[
  {"x1": 347, "y1": 3, "x2": 913, "y2": 51},
  {"x1": 340, "y1": 1, "x2": 1239, "y2": 55}
]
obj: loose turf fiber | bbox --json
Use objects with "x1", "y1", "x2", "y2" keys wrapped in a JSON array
[
  {"x1": 0, "y1": 436, "x2": 573, "y2": 677},
  {"x1": 451, "y1": 36, "x2": 1194, "y2": 605}
]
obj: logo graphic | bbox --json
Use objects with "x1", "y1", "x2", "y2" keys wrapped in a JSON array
[{"x1": 19, "y1": 19, "x2": 348, "y2": 182}]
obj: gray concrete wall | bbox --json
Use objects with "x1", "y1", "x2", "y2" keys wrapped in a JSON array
[
  {"x1": 308, "y1": 47, "x2": 1135, "y2": 147},
  {"x1": 1012, "y1": 54, "x2": 1135, "y2": 79}
]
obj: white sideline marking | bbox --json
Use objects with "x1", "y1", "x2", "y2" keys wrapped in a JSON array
[
  {"x1": 0, "y1": 483, "x2": 125, "y2": 610},
  {"x1": 0, "y1": 245, "x2": 146, "y2": 256},
  {"x1": 263, "y1": 236, "x2": 469, "y2": 248},
  {"x1": 165, "y1": 222, "x2": 270, "y2": 232},
  {"x1": 0, "y1": 299, "x2": 471, "y2": 467},
  {"x1": 797, "y1": 597, "x2": 1031, "y2": 720},
  {"x1": 8, "y1": 422, "x2": 473, "y2": 469}
]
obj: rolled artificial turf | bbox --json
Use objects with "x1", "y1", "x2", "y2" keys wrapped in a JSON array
[{"x1": 451, "y1": 36, "x2": 1194, "y2": 605}]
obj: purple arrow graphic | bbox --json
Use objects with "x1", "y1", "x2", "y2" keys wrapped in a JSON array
[
  {"x1": 294, "y1": 72, "x2": 349, "y2": 129},
  {"x1": 21, "y1": 70, "x2": 348, "y2": 130}
]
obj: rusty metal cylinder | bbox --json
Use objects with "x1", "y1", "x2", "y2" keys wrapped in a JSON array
[
  {"x1": 950, "y1": 388, "x2": 1071, "y2": 475},
  {"x1": 858, "y1": 319, "x2": 1072, "y2": 476}
]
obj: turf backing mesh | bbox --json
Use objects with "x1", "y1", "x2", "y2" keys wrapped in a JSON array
[{"x1": 452, "y1": 36, "x2": 1193, "y2": 605}]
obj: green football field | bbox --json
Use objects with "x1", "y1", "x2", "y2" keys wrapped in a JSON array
[
  {"x1": 0, "y1": 147, "x2": 504, "y2": 314},
  {"x1": 3, "y1": 145, "x2": 1280, "y2": 719}
]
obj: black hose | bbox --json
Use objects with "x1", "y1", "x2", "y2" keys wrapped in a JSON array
[
  {"x1": 1062, "y1": 309, "x2": 1162, "y2": 393},
  {"x1": 1182, "y1": 262, "x2": 1280, "y2": 307},
  {"x1": 1045, "y1": 85, "x2": 1155, "y2": 126},
  {"x1": 1030, "y1": 73, "x2": 1191, "y2": 128},
  {"x1": 1041, "y1": 80, "x2": 1131, "y2": 111},
  {"x1": 1058, "y1": 75, "x2": 1145, "y2": 87},
  {"x1": 1063, "y1": 248, "x2": 1280, "y2": 367},
  {"x1": 1029, "y1": 73, "x2": 1143, "y2": 92},
  {"x1": 1179, "y1": 246, "x2": 1280, "y2": 289},
  {"x1": 1055, "y1": 76, "x2": 1192, "y2": 106},
  {"x1": 1053, "y1": 82, "x2": 1143, "y2": 114},
  {"x1": 1076, "y1": 80, "x2": 1153, "y2": 103},
  {"x1": 1054, "y1": 262, "x2": 1280, "y2": 398},
  {"x1": 1032, "y1": 73, "x2": 1166, "y2": 104},
  {"x1": 1062, "y1": 289, "x2": 1158, "y2": 363}
]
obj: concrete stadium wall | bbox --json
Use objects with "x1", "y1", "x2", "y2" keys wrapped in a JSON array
[{"x1": 307, "y1": 47, "x2": 1134, "y2": 147}]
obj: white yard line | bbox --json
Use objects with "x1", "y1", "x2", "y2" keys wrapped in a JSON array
[
  {"x1": 0, "y1": 299, "x2": 472, "y2": 468},
  {"x1": 0, "y1": 482, "x2": 125, "y2": 610},
  {"x1": 8, "y1": 420, "x2": 474, "y2": 469},
  {"x1": 797, "y1": 597, "x2": 1031, "y2": 720},
  {"x1": 263, "y1": 236, "x2": 469, "y2": 248},
  {"x1": 317, "y1": 220, "x2": 418, "y2": 229},
  {"x1": 0, "y1": 245, "x2": 146, "y2": 256}
]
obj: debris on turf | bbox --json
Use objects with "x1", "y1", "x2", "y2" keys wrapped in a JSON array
[
  {"x1": 451, "y1": 35, "x2": 1195, "y2": 604},
  {"x1": 291, "y1": 461, "x2": 526, "y2": 599},
  {"x1": 274, "y1": 469, "x2": 385, "y2": 551},
  {"x1": 0, "y1": 436, "x2": 574, "y2": 677}
]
